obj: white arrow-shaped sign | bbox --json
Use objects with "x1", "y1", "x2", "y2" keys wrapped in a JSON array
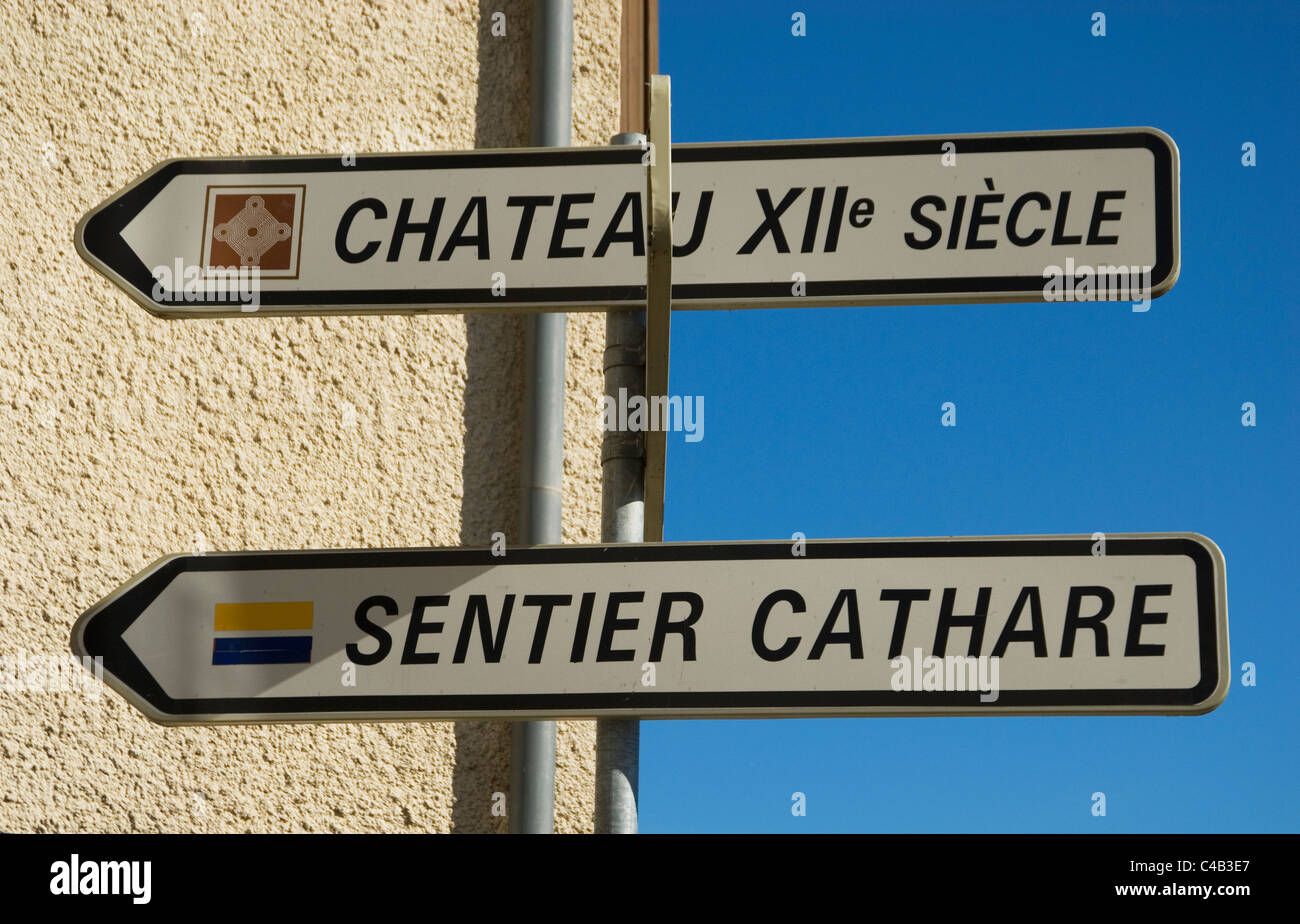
[
  {"x1": 70, "y1": 534, "x2": 1227, "y2": 725},
  {"x1": 74, "y1": 128, "x2": 1179, "y2": 317}
]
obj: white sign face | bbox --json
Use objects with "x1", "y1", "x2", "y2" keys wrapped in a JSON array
[
  {"x1": 70, "y1": 534, "x2": 1227, "y2": 725},
  {"x1": 74, "y1": 128, "x2": 1178, "y2": 317}
]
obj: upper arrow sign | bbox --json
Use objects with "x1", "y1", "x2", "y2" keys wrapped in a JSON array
[
  {"x1": 74, "y1": 128, "x2": 1179, "y2": 318},
  {"x1": 70, "y1": 534, "x2": 1226, "y2": 725}
]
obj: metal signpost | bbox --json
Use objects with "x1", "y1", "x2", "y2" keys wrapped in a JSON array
[
  {"x1": 642, "y1": 75, "x2": 672, "y2": 544},
  {"x1": 593, "y1": 75, "x2": 673, "y2": 834},
  {"x1": 511, "y1": 0, "x2": 573, "y2": 836},
  {"x1": 72, "y1": 29, "x2": 1197, "y2": 835},
  {"x1": 74, "y1": 127, "x2": 1178, "y2": 318},
  {"x1": 71, "y1": 534, "x2": 1227, "y2": 725}
]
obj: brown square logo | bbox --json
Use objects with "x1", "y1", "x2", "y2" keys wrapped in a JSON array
[{"x1": 202, "y1": 185, "x2": 305, "y2": 278}]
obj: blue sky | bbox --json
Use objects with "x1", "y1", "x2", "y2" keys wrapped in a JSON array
[{"x1": 644, "y1": 0, "x2": 1299, "y2": 832}]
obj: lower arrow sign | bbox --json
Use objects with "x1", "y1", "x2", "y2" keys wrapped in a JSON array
[{"x1": 70, "y1": 534, "x2": 1228, "y2": 725}]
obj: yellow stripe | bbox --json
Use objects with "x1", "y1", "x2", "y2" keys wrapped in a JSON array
[{"x1": 214, "y1": 601, "x2": 313, "y2": 632}]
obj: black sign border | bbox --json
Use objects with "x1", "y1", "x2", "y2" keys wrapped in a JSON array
[
  {"x1": 75, "y1": 129, "x2": 1178, "y2": 316},
  {"x1": 72, "y1": 535, "x2": 1225, "y2": 722}
]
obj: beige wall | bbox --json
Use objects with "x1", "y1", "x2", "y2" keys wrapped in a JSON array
[{"x1": 0, "y1": 0, "x2": 620, "y2": 833}]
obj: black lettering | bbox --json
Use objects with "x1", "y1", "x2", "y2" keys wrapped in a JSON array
[
  {"x1": 335, "y1": 198, "x2": 386, "y2": 263},
  {"x1": 800, "y1": 186, "x2": 825, "y2": 253},
  {"x1": 569, "y1": 592, "x2": 595, "y2": 663},
  {"x1": 848, "y1": 196, "x2": 874, "y2": 228},
  {"x1": 593, "y1": 191, "x2": 645, "y2": 258},
  {"x1": 1061, "y1": 586, "x2": 1115, "y2": 656},
  {"x1": 966, "y1": 193, "x2": 1003, "y2": 249},
  {"x1": 386, "y1": 197, "x2": 445, "y2": 262},
  {"x1": 453, "y1": 594, "x2": 514, "y2": 663},
  {"x1": 1125, "y1": 584, "x2": 1170, "y2": 656},
  {"x1": 1007, "y1": 192, "x2": 1049, "y2": 246},
  {"x1": 933, "y1": 587, "x2": 990, "y2": 657},
  {"x1": 737, "y1": 187, "x2": 803, "y2": 254},
  {"x1": 946, "y1": 195, "x2": 967, "y2": 250},
  {"x1": 648, "y1": 591, "x2": 703, "y2": 662},
  {"x1": 506, "y1": 195, "x2": 554, "y2": 260},
  {"x1": 401, "y1": 595, "x2": 448, "y2": 665},
  {"x1": 904, "y1": 196, "x2": 944, "y2": 250},
  {"x1": 823, "y1": 186, "x2": 848, "y2": 252},
  {"x1": 1086, "y1": 190, "x2": 1125, "y2": 245},
  {"x1": 808, "y1": 589, "x2": 864, "y2": 659},
  {"x1": 437, "y1": 197, "x2": 489, "y2": 261},
  {"x1": 991, "y1": 586, "x2": 1048, "y2": 657},
  {"x1": 548, "y1": 192, "x2": 595, "y2": 258},
  {"x1": 346, "y1": 594, "x2": 396, "y2": 665},
  {"x1": 881, "y1": 589, "x2": 930, "y2": 659},
  {"x1": 671, "y1": 190, "x2": 713, "y2": 257},
  {"x1": 752, "y1": 589, "x2": 804, "y2": 662},
  {"x1": 523, "y1": 594, "x2": 571, "y2": 665},
  {"x1": 597, "y1": 591, "x2": 644, "y2": 662},
  {"x1": 1051, "y1": 191, "x2": 1082, "y2": 245}
]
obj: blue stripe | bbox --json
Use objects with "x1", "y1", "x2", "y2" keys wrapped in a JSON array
[{"x1": 213, "y1": 636, "x2": 312, "y2": 665}]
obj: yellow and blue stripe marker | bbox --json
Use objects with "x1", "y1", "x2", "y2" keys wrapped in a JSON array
[{"x1": 212, "y1": 601, "x2": 313, "y2": 665}]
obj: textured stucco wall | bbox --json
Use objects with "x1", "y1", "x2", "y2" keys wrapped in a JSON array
[{"x1": 0, "y1": 0, "x2": 619, "y2": 833}]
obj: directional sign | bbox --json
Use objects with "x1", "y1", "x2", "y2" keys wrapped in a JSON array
[
  {"x1": 75, "y1": 128, "x2": 1178, "y2": 317},
  {"x1": 70, "y1": 534, "x2": 1226, "y2": 725}
]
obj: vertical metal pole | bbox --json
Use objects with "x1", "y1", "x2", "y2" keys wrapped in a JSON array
[
  {"x1": 642, "y1": 75, "x2": 672, "y2": 543},
  {"x1": 511, "y1": 0, "x2": 573, "y2": 835},
  {"x1": 595, "y1": 131, "x2": 648, "y2": 834}
]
